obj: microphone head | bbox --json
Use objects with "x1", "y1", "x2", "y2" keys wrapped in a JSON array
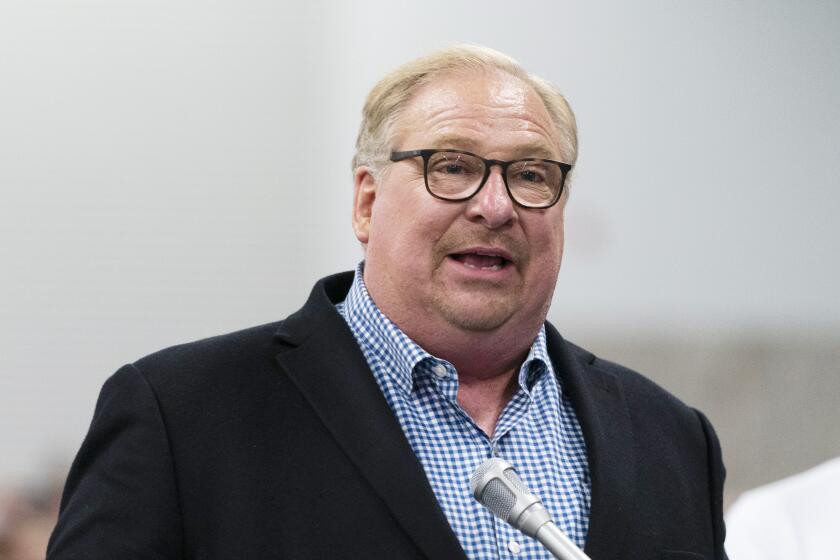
[
  {"x1": 472, "y1": 458, "x2": 587, "y2": 559},
  {"x1": 471, "y1": 457, "x2": 541, "y2": 530}
]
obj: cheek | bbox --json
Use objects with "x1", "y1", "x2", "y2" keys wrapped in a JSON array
[
  {"x1": 369, "y1": 183, "x2": 414, "y2": 237},
  {"x1": 381, "y1": 188, "x2": 457, "y2": 236},
  {"x1": 369, "y1": 190, "x2": 442, "y2": 258},
  {"x1": 374, "y1": 172, "x2": 427, "y2": 216},
  {"x1": 526, "y1": 215, "x2": 565, "y2": 256},
  {"x1": 521, "y1": 222, "x2": 565, "y2": 288}
]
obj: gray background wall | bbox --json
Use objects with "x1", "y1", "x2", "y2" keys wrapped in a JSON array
[{"x1": 2, "y1": 0, "x2": 839, "y2": 506}]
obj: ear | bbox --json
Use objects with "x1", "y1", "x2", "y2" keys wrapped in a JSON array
[{"x1": 352, "y1": 166, "x2": 377, "y2": 244}]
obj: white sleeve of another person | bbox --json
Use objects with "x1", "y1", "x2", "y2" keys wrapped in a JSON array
[{"x1": 725, "y1": 457, "x2": 840, "y2": 560}]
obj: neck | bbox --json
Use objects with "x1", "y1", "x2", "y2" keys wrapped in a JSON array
[
  {"x1": 395, "y1": 315, "x2": 541, "y2": 437},
  {"x1": 358, "y1": 266, "x2": 547, "y2": 434},
  {"x1": 411, "y1": 323, "x2": 535, "y2": 381},
  {"x1": 360, "y1": 267, "x2": 544, "y2": 381},
  {"x1": 457, "y1": 366, "x2": 519, "y2": 437}
]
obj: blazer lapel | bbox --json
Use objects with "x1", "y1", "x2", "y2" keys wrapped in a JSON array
[
  {"x1": 547, "y1": 324, "x2": 638, "y2": 559},
  {"x1": 274, "y1": 273, "x2": 466, "y2": 560}
]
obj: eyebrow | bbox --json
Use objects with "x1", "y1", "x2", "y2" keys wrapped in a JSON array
[{"x1": 425, "y1": 133, "x2": 559, "y2": 160}]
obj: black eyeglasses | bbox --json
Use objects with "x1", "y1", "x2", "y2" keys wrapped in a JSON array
[{"x1": 390, "y1": 149, "x2": 572, "y2": 209}]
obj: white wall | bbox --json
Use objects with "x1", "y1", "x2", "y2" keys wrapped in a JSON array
[{"x1": 1, "y1": 0, "x2": 838, "y2": 486}]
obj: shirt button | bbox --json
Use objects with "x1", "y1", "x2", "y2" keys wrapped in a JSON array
[
  {"x1": 507, "y1": 540, "x2": 521, "y2": 555},
  {"x1": 432, "y1": 364, "x2": 447, "y2": 378}
]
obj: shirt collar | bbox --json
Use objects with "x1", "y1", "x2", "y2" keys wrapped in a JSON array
[
  {"x1": 519, "y1": 326, "x2": 552, "y2": 398},
  {"x1": 340, "y1": 262, "x2": 553, "y2": 396}
]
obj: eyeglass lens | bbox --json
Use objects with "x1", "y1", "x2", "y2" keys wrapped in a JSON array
[{"x1": 426, "y1": 151, "x2": 562, "y2": 207}]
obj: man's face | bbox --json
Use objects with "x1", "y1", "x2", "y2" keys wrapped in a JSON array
[{"x1": 353, "y1": 69, "x2": 568, "y2": 337}]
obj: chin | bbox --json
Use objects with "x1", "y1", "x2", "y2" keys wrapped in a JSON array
[{"x1": 433, "y1": 296, "x2": 519, "y2": 333}]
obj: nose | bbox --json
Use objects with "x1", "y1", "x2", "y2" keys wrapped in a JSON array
[{"x1": 464, "y1": 165, "x2": 517, "y2": 229}]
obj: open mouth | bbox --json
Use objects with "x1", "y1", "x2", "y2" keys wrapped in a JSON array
[{"x1": 448, "y1": 250, "x2": 513, "y2": 271}]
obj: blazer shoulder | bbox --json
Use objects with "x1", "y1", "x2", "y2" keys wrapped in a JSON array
[
  {"x1": 127, "y1": 320, "x2": 293, "y2": 402},
  {"x1": 565, "y1": 339, "x2": 700, "y2": 420},
  {"x1": 125, "y1": 272, "x2": 355, "y2": 405},
  {"x1": 135, "y1": 320, "x2": 284, "y2": 371},
  {"x1": 559, "y1": 336, "x2": 727, "y2": 557}
]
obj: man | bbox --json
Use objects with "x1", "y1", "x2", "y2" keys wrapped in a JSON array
[{"x1": 48, "y1": 45, "x2": 727, "y2": 559}]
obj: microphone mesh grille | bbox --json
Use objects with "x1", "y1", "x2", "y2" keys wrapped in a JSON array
[
  {"x1": 502, "y1": 467, "x2": 529, "y2": 494},
  {"x1": 480, "y1": 478, "x2": 516, "y2": 520},
  {"x1": 470, "y1": 458, "x2": 496, "y2": 489}
]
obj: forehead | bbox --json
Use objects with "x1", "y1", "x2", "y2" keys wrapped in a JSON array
[{"x1": 395, "y1": 69, "x2": 561, "y2": 159}]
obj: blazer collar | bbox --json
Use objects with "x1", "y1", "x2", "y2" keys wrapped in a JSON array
[
  {"x1": 546, "y1": 323, "x2": 638, "y2": 559},
  {"x1": 273, "y1": 272, "x2": 467, "y2": 560}
]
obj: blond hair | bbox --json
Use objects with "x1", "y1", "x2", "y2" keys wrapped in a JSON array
[{"x1": 352, "y1": 44, "x2": 578, "y2": 176}]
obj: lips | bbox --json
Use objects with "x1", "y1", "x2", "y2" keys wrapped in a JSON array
[{"x1": 448, "y1": 248, "x2": 514, "y2": 271}]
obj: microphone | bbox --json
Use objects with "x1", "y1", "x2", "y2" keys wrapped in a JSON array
[{"x1": 471, "y1": 457, "x2": 591, "y2": 560}]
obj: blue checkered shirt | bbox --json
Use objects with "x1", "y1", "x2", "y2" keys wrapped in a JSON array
[{"x1": 336, "y1": 264, "x2": 591, "y2": 558}]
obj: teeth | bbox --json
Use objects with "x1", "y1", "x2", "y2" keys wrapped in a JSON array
[{"x1": 461, "y1": 261, "x2": 502, "y2": 271}]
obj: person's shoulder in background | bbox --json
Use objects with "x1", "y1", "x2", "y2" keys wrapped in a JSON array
[{"x1": 725, "y1": 456, "x2": 840, "y2": 559}]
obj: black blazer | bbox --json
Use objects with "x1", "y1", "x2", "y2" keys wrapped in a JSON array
[{"x1": 48, "y1": 272, "x2": 727, "y2": 559}]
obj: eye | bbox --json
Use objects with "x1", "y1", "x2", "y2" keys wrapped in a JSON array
[
  {"x1": 440, "y1": 163, "x2": 466, "y2": 174},
  {"x1": 517, "y1": 169, "x2": 546, "y2": 183},
  {"x1": 429, "y1": 152, "x2": 483, "y2": 176}
]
